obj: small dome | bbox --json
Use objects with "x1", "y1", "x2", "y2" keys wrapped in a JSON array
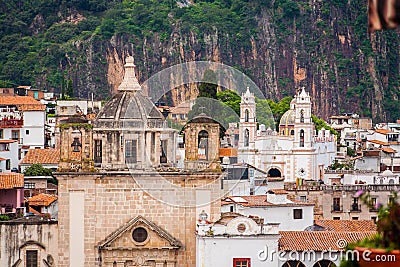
[
  {"x1": 381, "y1": 168, "x2": 395, "y2": 177},
  {"x1": 94, "y1": 56, "x2": 164, "y2": 129},
  {"x1": 279, "y1": 109, "x2": 295, "y2": 126}
]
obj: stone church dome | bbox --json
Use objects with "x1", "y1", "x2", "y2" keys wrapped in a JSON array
[{"x1": 94, "y1": 56, "x2": 164, "y2": 129}]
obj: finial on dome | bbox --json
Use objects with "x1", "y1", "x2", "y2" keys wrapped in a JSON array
[{"x1": 118, "y1": 56, "x2": 141, "y2": 91}]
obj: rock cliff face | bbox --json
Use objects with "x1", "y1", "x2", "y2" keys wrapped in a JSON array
[{"x1": 8, "y1": 1, "x2": 398, "y2": 121}]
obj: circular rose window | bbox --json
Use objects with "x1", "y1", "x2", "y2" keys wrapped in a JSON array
[
  {"x1": 237, "y1": 223, "x2": 246, "y2": 233},
  {"x1": 132, "y1": 227, "x2": 148, "y2": 243}
]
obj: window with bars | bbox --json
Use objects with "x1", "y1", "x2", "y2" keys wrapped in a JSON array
[
  {"x1": 26, "y1": 250, "x2": 38, "y2": 267},
  {"x1": 94, "y1": 140, "x2": 102, "y2": 164},
  {"x1": 125, "y1": 140, "x2": 137, "y2": 164},
  {"x1": 233, "y1": 258, "x2": 250, "y2": 267}
]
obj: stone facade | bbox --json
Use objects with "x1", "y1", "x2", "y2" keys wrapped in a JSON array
[
  {"x1": 57, "y1": 171, "x2": 222, "y2": 267},
  {"x1": 0, "y1": 220, "x2": 58, "y2": 267},
  {"x1": 285, "y1": 184, "x2": 400, "y2": 220},
  {"x1": 56, "y1": 56, "x2": 225, "y2": 267}
]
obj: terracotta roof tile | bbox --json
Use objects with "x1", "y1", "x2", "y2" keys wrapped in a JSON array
[
  {"x1": 0, "y1": 173, "x2": 24, "y2": 189},
  {"x1": 0, "y1": 96, "x2": 45, "y2": 111},
  {"x1": 268, "y1": 189, "x2": 289, "y2": 195},
  {"x1": 20, "y1": 149, "x2": 60, "y2": 165},
  {"x1": 315, "y1": 220, "x2": 377, "y2": 232},
  {"x1": 381, "y1": 147, "x2": 396, "y2": 153},
  {"x1": 219, "y1": 147, "x2": 238, "y2": 157},
  {"x1": 375, "y1": 129, "x2": 392, "y2": 134},
  {"x1": 224, "y1": 195, "x2": 314, "y2": 207},
  {"x1": 279, "y1": 231, "x2": 377, "y2": 251},
  {"x1": 0, "y1": 140, "x2": 17, "y2": 144},
  {"x1": 27, "y1": 193, "x2": 57, "y2": 206},
  {"x1": 368, "y1": 140, "x2": 389, "y2": 146}
]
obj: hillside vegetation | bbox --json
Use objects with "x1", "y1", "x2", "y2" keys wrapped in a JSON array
[{"x1": 0, "y1": 0, "x2": 399, "y2": 121}]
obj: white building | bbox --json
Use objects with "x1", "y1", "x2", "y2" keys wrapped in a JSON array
[
  {"x1": 238, "y1": 87, "x2": 336, "y2": 183},
  {"x1": 197, "y1": 212, "x2": 280, "y2": 267},
  {"x1": 221, "y1": 190, "x2": 314, "y2": 231},
  {"x1": 0, "y1": 140, "x2": 19, "y2": 171},
  {"x1": 0, "y1": 96, "x2": 46, "y2": 161}
]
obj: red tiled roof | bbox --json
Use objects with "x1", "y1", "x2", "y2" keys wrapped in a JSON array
[
  {"x1": 0, "y1": 96, "x2": 45, "y2": 111},
  {"x1": 368, "y1": 140, "x2": 389, "y2": 146},
  {"x1": 375, "y1": 129, "x2": 392, "y2": 135},
  {"x1": 0, "y1": 158, "x2": 6, "y2": 161},
  {"x1": 223, "y1": 195, "x2": 314, "y2": 207},
  {"x1": 219, "y1": 147, "x2": 238, "y2": 157},
  {"x1": 0, "y1": 140, "x2": 17, "y2": 144},
  {"x1": 27, "y1": 193, "x2": 57, "y2": 206},
  {"x1": 20, "y1": 149, "x2": 60, "y2": 165},
  {"x1": 315, "y1": 220, "x2": 377, "y2": 232},
  {"x1": 381, "y1": 147, "x2": 396, "y2": 153},
  {"x1": 268, "y1": 189, "x2": 289, "y2": 195},
  {"x1": 0, "y1": 173, "x2": 24, "y2": 189},
  {"x1": 279, "y1": 231, "x2": 376, "y2": 251}
]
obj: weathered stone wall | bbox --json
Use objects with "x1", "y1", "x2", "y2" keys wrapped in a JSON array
[
  {"x1": 0, "y1": 221, "x2": 58, "y2": 267},
  {"x1": 57, "y1": 171, "x2": 223, "y2": 267}
]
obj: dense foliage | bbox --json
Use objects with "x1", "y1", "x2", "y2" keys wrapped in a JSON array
[{"x1": 23, "y1": 163, "x2": 53, "y2": 176}]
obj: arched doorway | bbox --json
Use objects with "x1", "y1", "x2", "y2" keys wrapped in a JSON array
[
  {"x1": 268, "y1": 168, "x2": 281, "y2": 177},
  {"x1": 281, "y1": 260, "x2": 306, "y2": 267},
  {"x1": 313, "y1": 260, "x2": 336, "y2": 267}
]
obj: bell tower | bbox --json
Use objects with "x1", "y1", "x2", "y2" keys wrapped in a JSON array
[
  {"x1": 293, "y1": 87, "x2": 313, "y2": 148},
  {"x1": 183, "y1": 113, "x2": 221, "y2": 171},
  {"x1": 238, "y1": 87, "x2": 257, "y2": 165}
]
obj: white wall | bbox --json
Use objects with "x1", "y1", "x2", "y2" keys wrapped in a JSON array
[
  {"x1": 197, "y1": 236, "x2": 279, "y2": 267},
  {"x1": 224, "y1": 205, "x2": 314, "y2": 231},
  {"x1": 0, "y1": 141, "x2": 19, "y2": 171},
  {"x1": 22, "y1": 111, "x2": 45, "y2": 147}
]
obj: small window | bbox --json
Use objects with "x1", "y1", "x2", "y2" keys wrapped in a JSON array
[
  {"x1": 371, "y1": 216, "x2": 377, "y2": 222},
  {"x1": 132, "y1": 227, "x2": 148, "y2": 243},
  {"x1": 6, "y1": 159, "x2": 11, "y2": 170},
  {"x1": 233, "y1": 258, "x2": 250, "y2": 267},
  {"x1": 26, "y1": 250, "x2": 38, "y2": 267},
  {"x1": 24, "y1": 182, "x2": 35, "y2": 189},
  {"x1": 94, "y1": 140, "x2": 102, "y2": 164},
  {"x1": 26, "y1": 130, "x2": 30, "y2": 135},
  {"x1": 0, "y1": 129, "x2": 3, "y2": 139},
  {"x1": 230, "y1": 206, "x2": 234, "y2": 212},
  {"x1": 293, "y1": 209, "x2": 303, "y2": 219},
  {"x1": 333, "y1": 217, "x2": 341, "y2": 220},
  {"x1": 352, "y1": 217, "x2": 359, "y2": 220},
  {"x1": 299, "y1": 196, "x2": 307, "y2": 202},
  {"x1": 125, "y1": 140, "x2": 137, "y2": 164}
]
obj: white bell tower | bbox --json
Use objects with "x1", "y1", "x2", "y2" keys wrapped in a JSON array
[
  {"x1": 238, "y1": 87, "x2": 257, "y2": 165},
  {"x1": 293, "y1": 87, "x2": 313, "y2": 148}
]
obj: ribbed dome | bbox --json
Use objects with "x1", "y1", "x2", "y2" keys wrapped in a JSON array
[
  {"x1": 94, "y1": 56, "x2": 164, "y2": 129},
  {"x1": 279, "y1": 109, "x2": 295, "y2": 126}
]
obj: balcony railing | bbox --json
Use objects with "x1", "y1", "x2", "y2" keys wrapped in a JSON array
[
  {"x1": 0, "y1": 118, "x2": 23, "y2": 128},
  {"x1": 332, "y1": 204, "x2": 343, "y2": 212},
  {"x1": 285, "y1": 184, "x2": 400, "y2": 192},
  {"x1": 350, "y1": 204, "x2": 362, "y2": 212}
]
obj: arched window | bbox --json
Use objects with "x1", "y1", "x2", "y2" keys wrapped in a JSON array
[
  {"x1": 198, "y1": 130, "x2": 209, "y2": 160},
  {"x1": 244, "y1": 109, "x2": 250, "y2": 122},
  {"x1": 300, "y1": 129, "x2": 305, "y2": 147},
  {"x1": 282, "y1": 260, "x2": 306, "y2": 267},
  {"x1": 244, "y1": 129, "x2": 249, "y2": 147},
  {"x1": 300, "y1": 109, "x2": 304, "y2": 123},
  {"x1": 290, "y1": 129, "x2": 295, "y2": 135}
]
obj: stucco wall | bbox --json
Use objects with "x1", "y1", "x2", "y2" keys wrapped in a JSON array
[{"x1": 0, "y1": 222, "x2": 58, "y2": 267}]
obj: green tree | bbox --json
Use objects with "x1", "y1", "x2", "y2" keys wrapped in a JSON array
[
  {"x1": 198, "y1": 69, "x2": 217, "y2": 99},
  {"x1": 23, "y1": 164, "x2": 53, "y2": 176},
  {"x1": 216, "y1": 89, "x2": 241, "y2": 115}
]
